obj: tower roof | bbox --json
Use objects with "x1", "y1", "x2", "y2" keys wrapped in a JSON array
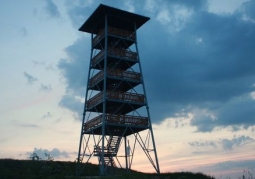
[{"x1": 79, "y1": 4, "x2": 150, "y2": 34}]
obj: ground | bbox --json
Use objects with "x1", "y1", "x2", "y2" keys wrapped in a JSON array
[{"x1": 0, "y1": 159, "x2": 215, "y2": 179}]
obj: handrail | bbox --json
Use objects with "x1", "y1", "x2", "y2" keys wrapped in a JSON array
[
  {"x1": 92, "y1": 48, "x2": 137, "y2": 67},
  {"x1": 83, "y1": 114, "x2": 149, "y2": 131},
  {"x1": 86, "y1": 91, "x2": 145, "y2": 109},
  {"x1": 89, "y1": 71, "x2": 104, "y2": 88},
  {"x1": 89, "y1": 69, "x2": 141, "y2": 88},
  {"x1": 93, "y1": 146, "x2": 117, "y2": 156},
  {"x1": 91, "y1": 51, "x2": 104, "y2": 67},
  {"x1": 108, "y1": 48, "x2": 137, "y2": 60},
  {"x1": 93, "y1": 26, "x2": 135, "y2": 46},
  {"x1": 108, "y1": 26, "x2": 135, "y2": 40},
  {"x1": 83, "y1": 115, "x2": 103, "y2": 131},
  {"x1": 108, "y1": 69, "x2": 141, "y2": 81},
  {"x1": 86, "y1": 92, "x2": 104, "y2": 108}
]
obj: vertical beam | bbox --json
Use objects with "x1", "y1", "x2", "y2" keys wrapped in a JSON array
[
  {"x1": 100, "y1": 14, "x2": 108, "y2": 176},
  {"x1": 77, "y1": 31, "x2": 94, "y2": 175},
  {"x1": 124, "y1": 137, "x2": 128, "y2": 171},
  {"x1": 134, "y1": 22, "x2": 160, "y2": 174}
]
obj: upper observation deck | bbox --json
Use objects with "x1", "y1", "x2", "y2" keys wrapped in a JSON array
[{"x1": 79, "y1": 4, "x2": 150, "y2": 34}]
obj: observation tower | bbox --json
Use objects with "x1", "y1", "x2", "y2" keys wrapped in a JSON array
[{"x1": 77, "y1": 4, "x2": 160, "y2": 176}]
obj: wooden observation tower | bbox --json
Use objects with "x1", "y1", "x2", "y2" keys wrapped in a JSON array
[{"x1": 77, "y1": 4, "x2": 160, "y2": 176}]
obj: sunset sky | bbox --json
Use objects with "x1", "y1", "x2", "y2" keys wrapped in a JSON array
[{"x1": 0, "y1": 0, "x2": 254, "y2": 178}]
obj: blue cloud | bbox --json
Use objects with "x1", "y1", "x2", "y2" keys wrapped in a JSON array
[
  {"x1": 40, "y1": 84, "x2": 52, "y2": 92},
  {"x1": 23, "y1": 71, "x2": 38, "y2": 85},
  {"x1": 44, "y1": 0, "x2": 60, "y2": 18},
  {"x1": 58, "y1": 94, "x2": 83, "y2": 120},
  {"x1": 220, "y1": 135, "x2": 254, "y2": 152},
  {"x1": 58, "y1": 1, "x2": 255, "y2": 132},
  {"x1": 204, "y1": 159, "x2": 255, "y2": 171}
]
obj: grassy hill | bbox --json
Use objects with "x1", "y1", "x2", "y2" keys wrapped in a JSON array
[{"x1": 0, "y1": 159, "x2": 215, "y2": 179}]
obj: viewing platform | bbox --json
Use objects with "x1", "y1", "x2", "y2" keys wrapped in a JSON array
[
  {"x1": 83, "y1": 114, "x2": 149, "y2": 135},
  {"x1": 91, "y1": 47, "x2": 138, "y2": 70},
  {"x1": 86, "y1": 91, "x2": 145, "y2": 114},
  {"x1": 89, "y1": 69, "x2": 141, "y2": 90},
  {"x1": 93, "y1": 26, "x2": 135, "y2": 48}
]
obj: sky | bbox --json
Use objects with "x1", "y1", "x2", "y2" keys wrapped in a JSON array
[{"x1": 0, "y1": 0, "x2": 255, "y2": 178}]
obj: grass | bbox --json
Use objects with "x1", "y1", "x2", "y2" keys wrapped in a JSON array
[{"x1": 0, "y1": 159, "x2": 215, "y2": 179}]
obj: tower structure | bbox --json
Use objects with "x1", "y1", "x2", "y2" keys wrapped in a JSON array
[{"x1": 77, "y1": 4, "x2": 160, "y2": 176}]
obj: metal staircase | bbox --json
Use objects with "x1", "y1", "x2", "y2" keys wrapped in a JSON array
[
  {"x1": 94, "y1": 136, "x2": 122, "y2": 173},
  {"x1": 107, "y1": 136, "x2": 121, "y2": 153}
]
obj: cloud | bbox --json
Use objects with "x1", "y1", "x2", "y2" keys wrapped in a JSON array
[
  {"x1": 202, "y1": 159, "x2": 255, "y2": 172},
  {"x1": 32, "y1": 61, "x2": 55, "y2": 71},
  {"x1": 23, "y1": 71, "x2": 38, "y2": 84},
  {"x1": 144, "y1": 0, "x2": 206, "y2": 32},
  {"x1": 58, "y1": 37, "x2": 90, "y2": 119},
  {"x1": 45, "y1": 63, "x2": 55, "y2": 71},
  {"x1": 65, "y1": 0, "x2": 94, "y2": 28},
  {"x1": 189, "y1": 135, "x2": 254, "y2": 152},
  {"x1": 59, "y1": 1, "x2": 255, "y2": 133},
  {"x1": 141, "y1": 1, "x2": 255, "y2": 131},
  {"x1": 59, "y1": 94, "x2": 83, "y2": 120},
  {"x1": 28, "y1": 148, "x2": 70, "y2": 160},
  {"x1": 239, "y1": 0, "x2": 255, "y2": 22},
  {"x1": 17, "y1": 124, "x2": 40, "y2": 128},
  {"x1": 189, "y1": 140, "x2": 217, "y2": 148},
  {"x1": 58, "y1": 37, "x2": 89, "y2": 96},
  {"x1": 124, "y1": 0, "x2": 135, "y2": 12},
  {"x1": 220, "y1": 135, "x2": 254, "y2": 152},
  {"x1": 40, "y1": 84, "x2": 52, "y2": 92},
  {"x1": 145, "y1": 0, "x2": 206, "y2": 13},
  {"x1": 191, "y1": 95, "x2": 255, "y2": 132},
  {"x1": 44, "y1": 0, "x2": 60, "y2": 18},
  {"x1": 33, "y1": 61, "x2": 45, "y2": 66},
  {"x1": 42, "y1": 112, "x2": 52, "y2": 119},
  {"x1": 12, "y1": 120, "x2": 40, "y2": 128}
]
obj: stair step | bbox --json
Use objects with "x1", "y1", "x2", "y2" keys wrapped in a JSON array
[{"x1": 96, "y1": 136, "x2": 122, "y2": 169}]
